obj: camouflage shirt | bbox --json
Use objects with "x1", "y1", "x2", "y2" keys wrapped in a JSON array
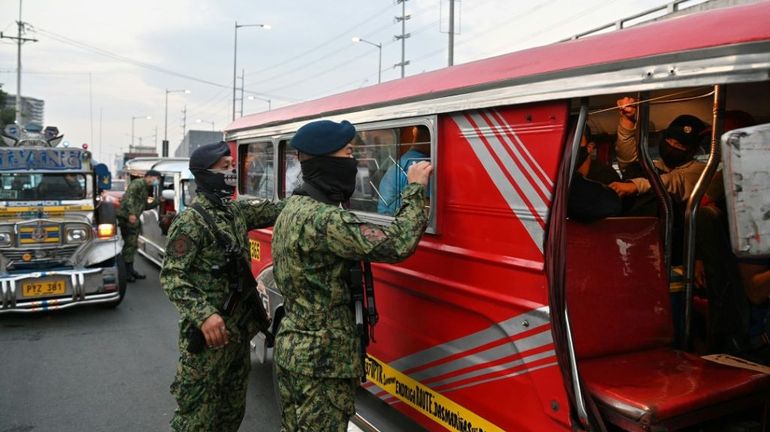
[
  {"x1": 273, "y1": 183, "x2": 428, "y2": 378},
  {"x1": 160, "y1": 193, "x2": 284, "y2": 342},
  {"x1": 118, "y1": 178, "x2": 158, "y2": 220}
]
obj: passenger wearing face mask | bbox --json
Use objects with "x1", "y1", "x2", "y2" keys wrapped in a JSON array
[
  {"x1": 272, "y1": 120, "x2": 432, "y2": 432},
  {"x1": 118, "y1": 169, "x2": 162, "y2": 282},
  {"x1": 609, "y1": 96, "x2": 708, "y2": 202},
  {"x1": 160, "y1": 141, "x2": 284, "y2": 432}
]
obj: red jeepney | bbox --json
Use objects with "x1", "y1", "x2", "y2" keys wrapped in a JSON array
[{"x1": 226, "y1": 3, "x2": 770, "y2": 430}]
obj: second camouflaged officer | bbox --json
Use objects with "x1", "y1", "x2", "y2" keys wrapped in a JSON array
[
  {"x1": 117, "y1": 169, "x2": 161, "y2": 282},
  {"x1": 272, "y1": 120, "x2": 433, "y2": 432},
  {"x1": 160, "y1": 141, "x2": 284, "y2": 432}
]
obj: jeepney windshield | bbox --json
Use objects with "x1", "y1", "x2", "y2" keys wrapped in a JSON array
[{"x1": 0, "y1": 173, "x2": 87, "y2": 201}]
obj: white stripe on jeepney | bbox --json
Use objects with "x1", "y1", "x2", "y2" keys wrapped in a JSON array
[
  {"x1": 407, "y1": 329, "x2": 554, "y2": 383},
  {"x1": 470, "y1": 110, "x2": 552, "y2": 224},
  {"x1": 452, "y1": 112, "x2": 546, "y2": 254},
  {"x1": 387, "y1": 306, "x2": 550, "y2": 372}
]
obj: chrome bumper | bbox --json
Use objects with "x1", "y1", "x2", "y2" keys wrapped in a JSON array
[{"x1": 0, "y1": 267, "x2": 120, "y2": 313}]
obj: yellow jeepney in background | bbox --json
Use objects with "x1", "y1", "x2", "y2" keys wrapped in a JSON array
[{"x1": 0, "y1": 123, "x2": 126, "y2": 312}]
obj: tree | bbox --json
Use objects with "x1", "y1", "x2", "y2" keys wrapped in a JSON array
[{"x1": 0, "y1": 87, "x2": 16, "y2": 127}]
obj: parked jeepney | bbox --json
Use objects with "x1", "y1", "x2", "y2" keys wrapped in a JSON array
[
  {"x1": 0, "y1": 124, "x2": 126, "y2": 312},
  {"x1": 123, "y1": 157, "x2": 194, "y2": 265}
]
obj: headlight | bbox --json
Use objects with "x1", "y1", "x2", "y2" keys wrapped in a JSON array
[
  {"x1": 65, "y1": 227, "x2": 88, "y2": 243},
  {"x1": 0, "y1": 232, "x2": 12, "y2": 247},
  {"x1": 97, "y1": 224, "x2": 116, "y2": 238}
]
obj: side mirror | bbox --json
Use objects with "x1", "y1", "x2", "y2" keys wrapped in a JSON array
[{"x1": 161, "y1": 189, "x2": 176, "y2": 200}]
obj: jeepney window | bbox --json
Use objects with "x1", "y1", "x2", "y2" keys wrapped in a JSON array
[
  {"x1": 0, "y1": 173, "x2": 86, "y2": 201},
  {"x1": 355, "y1": 125, "x2": 431, "y2": 215},
  {"x1": 282, "y1": 141, "x2": 302, "y2": 197},
  {"x1": 239, "y1": 141, "x2": 274, "y2": 200},
  {"x1": 182, "y1": 179, "x2": 197, "y2": 206}
]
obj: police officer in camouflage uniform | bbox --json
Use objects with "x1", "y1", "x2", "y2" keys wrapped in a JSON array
[
  {"x1": 272, "y1": 120, "x2": 433, "y2": 432},
  {"x1": 160, "y1": 141, "x2": 284, "y2": 432},
  {"x1": 118, "y1": 169, "x2": 161, "y2": 282}
]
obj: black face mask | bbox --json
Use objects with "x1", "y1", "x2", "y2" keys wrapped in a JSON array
[
  {"x1": 300, "y1": 156, "x2": 358, "y2": 204},
  {"x1": 192, "y1": 168, "x2": 237, "y2": 200},
  {"x1": 659, "y1": 141, "x2": 692, "y2": 168}
]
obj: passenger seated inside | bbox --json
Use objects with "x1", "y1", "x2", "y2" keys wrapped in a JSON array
[
  {"x1": 567, "y1": 125, "x2": 622, "y2": 222},
  {"x1": 609, "y1": 96, "x2": 709, "y2": 203},
  {"x1": 377, "y1": 125, "x2": 431, "y2": 215}
]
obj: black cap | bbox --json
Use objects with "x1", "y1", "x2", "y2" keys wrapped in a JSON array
[
  {"x1": 291, "y1": 120, "x2": 356, "y2": 156},
  {"x1": 190, "y1": 141, "x2": 231, "y2": 170},
  {"x1": 145, "y1": 170, "x2": 161, "y2": 178},
  {"x1": 663, "y1": 115, "x2": 706, "y2": 150}
]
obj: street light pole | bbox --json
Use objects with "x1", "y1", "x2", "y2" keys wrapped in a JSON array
[
  {"x1": 352, "y1": 37, "x2": 382, "y2": 84},
  {"x1": 233, "y1": 21, "x2": 270, "y2": 121},
  {"x1": 195, "y1": 119, "x2": 215, "y2": 132},
  {"x1": 163, "y1": 89, "x2": 190, "y2": 157},
  {"x1": 247, "y1": 95, "x2": 272, "y2": 112}
]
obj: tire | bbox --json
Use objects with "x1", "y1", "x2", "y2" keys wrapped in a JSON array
[{"x1": 103, "y1": 254, "x2": 127, "y2": 308}]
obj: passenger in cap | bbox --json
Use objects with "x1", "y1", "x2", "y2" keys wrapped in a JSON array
[
  {"x1": 610, "y1": 96, "x2": 708, "y2": 202},
  {"x1": 160, "y1": 140, "x2": 285, "y2": 431},
  {"x1": 272, "y1": 119, "x2": 433, "y2": 432}
]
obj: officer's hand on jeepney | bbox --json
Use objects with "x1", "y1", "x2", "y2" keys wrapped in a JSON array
[
  {"x1": 201, "y1": 313, "x2": 229, "y2": 348},
  {"x1": 128, "y1": 214, "x2": 138, "y2": 224},
  {"x1": 407, "y1": 161, "x2": 433, "y2": 187}
]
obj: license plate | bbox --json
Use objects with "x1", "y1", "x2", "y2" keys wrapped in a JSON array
[
  {"x1": 249, "y1": 239, "x2": 261, "y2": 261},
  {"x1": 22, "y1": 279, "x2": 67, "y2": 297}
]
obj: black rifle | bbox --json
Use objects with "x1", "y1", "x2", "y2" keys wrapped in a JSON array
[
  {"x1": 349, "y1": 260, "x2": 378, "y2": 382},
  {"x1": 186, "y1": 203, "x2": 272, "y2": 354}
]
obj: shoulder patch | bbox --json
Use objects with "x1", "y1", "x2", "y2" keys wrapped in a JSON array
[
  {"x1": 359, "y1": 225, "x2": 386, "y2": 243},
  {"x1": 171, "y1": 234, "x2": 191, "y2": 257}
]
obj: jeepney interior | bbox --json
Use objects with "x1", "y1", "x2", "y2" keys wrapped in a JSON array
[
  {"x1": 0, "y1": 172, "x2": 87, "y2": 201},
  {"x1": 563, "y1": 81, "x2": 770, "y2": 430}
]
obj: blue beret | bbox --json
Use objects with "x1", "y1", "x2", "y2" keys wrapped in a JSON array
[
  {"x1": 190, "y1": 141, "x2": 230, "y2": 170},
  {"x1": 291, "y1": 120, "x2": 356, "y2": 156}
]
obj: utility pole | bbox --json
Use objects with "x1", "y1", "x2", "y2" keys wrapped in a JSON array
[
  {"x1": 0, "y1": 0, "x2": 38, "y2": 125},
  {"x1": 239, "y1": 68, "x2": 245, "y2": 117},
  {"x1": 394, "y1": 0, "x2": 411, "y2": 78},
  {"x1": 448, "y1": 0, "x2": 455, "y2": 66},
  {"x1": 180, "y1": 105, "x2": 187, "y2": 143}
]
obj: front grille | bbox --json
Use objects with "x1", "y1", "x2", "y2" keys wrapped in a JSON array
[
  {"x1": 17, "y1": 222, "x2": 61, "y2": 245},
  {"x1": 2, "y1": 244, "x2": 80, "y2": 269}
]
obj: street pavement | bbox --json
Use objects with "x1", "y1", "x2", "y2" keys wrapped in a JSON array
[{"x1": 0, "y1": 258, "x2": 280, "y2": 432}]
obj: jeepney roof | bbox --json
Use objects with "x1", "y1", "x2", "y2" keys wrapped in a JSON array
[
  {"x1": 225, "y1": 1, "x2": 770, "y2": 138},
  {"x1": 150, "y1": 159, "x2": 193, "y2": 180}
]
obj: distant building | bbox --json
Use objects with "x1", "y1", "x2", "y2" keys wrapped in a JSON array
[
  {"x1": 174, "y1": 129, "x2": 224, "y2": 157},
  {"x1": 4, "y1": 94, "x2": 45, "y2": 125}
]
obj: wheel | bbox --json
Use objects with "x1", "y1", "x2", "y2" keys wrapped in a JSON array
[{"x1": 103, "y1": 254, "x2": 127, "y2": 308}]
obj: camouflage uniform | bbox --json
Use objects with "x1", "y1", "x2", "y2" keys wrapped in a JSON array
[
  {"x1": 273, "y1": 183, "x2": 428, "y2": 432},
  {"x1": 117, "y1": 178, "x2": 157, "y2": 264},
  {"x1": 160, "y1": 193, "x2": 284, "y2": 432}
]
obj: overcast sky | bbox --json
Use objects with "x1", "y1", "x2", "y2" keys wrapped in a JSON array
[{"x1": 0, "y1": 0, "x2": 675, "y2": 165}]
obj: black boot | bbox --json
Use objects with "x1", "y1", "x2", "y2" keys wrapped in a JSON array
[
  {"x1": 126, "y1": 262, "x2": 136, "y2": 283},
  {"x1": 130, "y1": 262, "x2": 146, "y2": 280}
]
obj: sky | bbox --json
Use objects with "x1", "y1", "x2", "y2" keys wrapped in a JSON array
[{"x1": 0, "y1": 0, "x2": 679, "y2": 167}]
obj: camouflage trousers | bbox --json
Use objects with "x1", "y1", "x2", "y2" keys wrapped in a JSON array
[
  {"x1": 119, "y1": 222, "x2": 139, "y2": 264},
  {"x1": 275, "y1": 364, "x2": 357, "y2": 432},
  {"x1": 170, "y1": 332, "x2": 251, "y2": 432}
]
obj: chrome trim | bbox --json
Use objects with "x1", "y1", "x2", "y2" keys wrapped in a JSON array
[{"x1": 0, "y1": 267, "x2": 119, "y2": 313}]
